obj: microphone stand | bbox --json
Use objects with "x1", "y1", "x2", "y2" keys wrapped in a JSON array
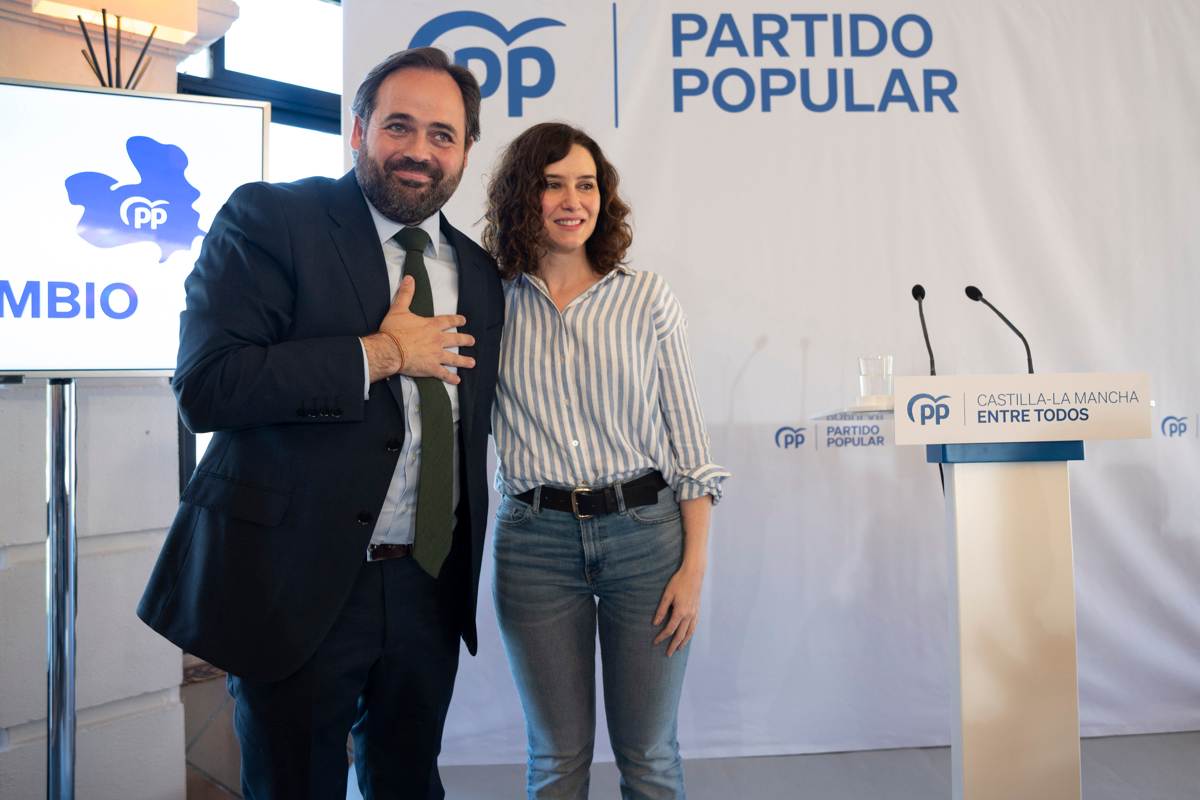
[
  {"x1": 912, "y1": 285, "x2": 944, "y2": 494},
  {"x1": 966, "y1": 286, "x2": 1034, "y2": 374}
]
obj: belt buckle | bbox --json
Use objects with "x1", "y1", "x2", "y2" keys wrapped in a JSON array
[
  {"x1": 570, "y1": 486, "x2": 593, "y2": 520},
  {"x1": 366, "y1": 543, "x2": 410, "y2": 562}
]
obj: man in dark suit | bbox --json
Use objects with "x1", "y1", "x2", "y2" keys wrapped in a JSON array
[{"x1": 137, "y1": 48, "x2": 504, "y2": 799}]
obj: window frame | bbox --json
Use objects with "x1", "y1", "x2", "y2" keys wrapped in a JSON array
[{"x1": 178, "y1": 38, "x2": 341, "y2": 134}]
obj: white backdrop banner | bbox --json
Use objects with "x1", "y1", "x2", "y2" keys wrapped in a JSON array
[{"x1": 344, "y1": 0, "x2": 1200, "y2": 763}]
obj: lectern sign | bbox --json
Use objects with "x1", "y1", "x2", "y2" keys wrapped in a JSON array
[{"x1": 894, "y1": 373, "x2": 1152, "y2": 445}]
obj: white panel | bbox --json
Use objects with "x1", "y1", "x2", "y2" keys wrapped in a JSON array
[
  {"x1": 946, "y1": 461, "x2": 1081, "y2": 800},
  {"x1": 75, "y1": 537, "x2": 182, "y2": 707},
  {"x1": 0, "y1": 698, "x2": 186, "y2": 800},
  {"x1": 0, "y1": 539, "x2": 179, "y2": 728},
  {"x1": 76, "y1": 380, "x2": 179, "y2": 537},
  {"x1": 0, "y1": 551, "x2": 46, "y2": 730},
  {"x1": 0, "y1": 382, "x2": 47, "y2": 549}
]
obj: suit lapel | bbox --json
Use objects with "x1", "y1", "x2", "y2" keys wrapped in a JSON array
[
  {"x1": 442, "y1": 213, "x2": 484, "y2": 442},
  {"x1": 325, "y1": 181, "x2": 486, "y2": 427},
  {"x1": 325, "y1": 171, "x2": 405, "y2": 410},
  {"x1": 326, "y1": 170, "x2": 390, "y2": 332}
]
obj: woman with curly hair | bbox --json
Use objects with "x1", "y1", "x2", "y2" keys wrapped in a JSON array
[{"x1": 483, "y1": 121, "x2": 728, "y2": 799}]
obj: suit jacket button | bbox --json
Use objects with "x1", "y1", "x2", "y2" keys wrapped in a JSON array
[
  {"x1": 385, "y1": 439, "x2": 401, "y2": 453},
  {"x1": 356, "y1": 512, "x2": 372, "y2": 526}
]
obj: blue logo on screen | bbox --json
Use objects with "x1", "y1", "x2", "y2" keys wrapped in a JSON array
[
  {"x1": 64, "y1": 136, "x2": 204, "y2": 263},
  {"x1": 774, "y1": 426, "x2": 807, "y2": 448},
  {"x1": 907, "y1": 393, "x2": 951, "y2": 426},
  {"x1": 1161, "y1": 415, "x2": 1189, "y2": 437},
  {"x1": 409, "y1": 11, "x2": 565, "y2": 116}
]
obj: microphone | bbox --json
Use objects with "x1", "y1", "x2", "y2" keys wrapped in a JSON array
[
  {"x1": 911, "y1": 284, "x2": 936, "y2": 376},
  {"x1": 912, "y1": 284, "x2": 945, "y2": 494},
  {"x1": 964, "y1": 285, "x2": 1034, "y2": 373}
]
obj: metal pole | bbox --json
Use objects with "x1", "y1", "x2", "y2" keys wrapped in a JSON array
[{"x1": 46, "y1": 377, "x2": 77, "y2": 800}]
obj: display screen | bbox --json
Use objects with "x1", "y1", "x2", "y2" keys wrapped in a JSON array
[{"x1": 0, "y1": 81, "x2": 266, "y2": 375}]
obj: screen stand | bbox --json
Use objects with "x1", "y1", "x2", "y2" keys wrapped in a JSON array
[{"x1": 47, "y1": 377, "x2": 77, "y2": 800}]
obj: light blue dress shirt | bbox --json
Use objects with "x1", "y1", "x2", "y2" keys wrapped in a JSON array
[{"x1": 358, "y1": 201, "x2": 461, "y2": 546}]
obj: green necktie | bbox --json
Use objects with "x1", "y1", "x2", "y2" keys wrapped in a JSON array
[{"x1": 394, "y1": 226, "x2": 454, "y2": 578}]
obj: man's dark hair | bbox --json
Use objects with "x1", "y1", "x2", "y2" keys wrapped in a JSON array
[{"x1": 350, "y1": 47, "x2": 482, "y2": 143}]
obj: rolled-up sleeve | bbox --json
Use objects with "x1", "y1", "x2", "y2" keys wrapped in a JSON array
[{"x1": 653, "y1": 282, "x2": 730, "y2": 504}]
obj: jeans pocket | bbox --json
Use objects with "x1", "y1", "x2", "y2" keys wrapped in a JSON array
[
  {"x1": 626, "y1": 487, "x2": 681, "y2": 525},
  {"x1": 496, "y1": 495, "x2": 533, "y2": 526}
]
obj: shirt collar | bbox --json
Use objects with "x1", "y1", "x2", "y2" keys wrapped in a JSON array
[
  {"x1": 361, "y1": 192, "x2": 443, "y2": 259},
  {"x1": 521, "y1": 264, "x2": 634, "y2": 307},
  {"x1": 521, "y1": 263, "x2": 634, "y2": 287}
]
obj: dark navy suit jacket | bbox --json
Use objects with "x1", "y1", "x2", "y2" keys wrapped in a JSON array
[{"x1": 137, "y1": 170, "x2": 503, "y2": 682}]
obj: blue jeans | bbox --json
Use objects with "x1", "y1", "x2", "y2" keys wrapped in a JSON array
[{"x1": 494, "y1": 484, "x2": 690, "y2": 800}]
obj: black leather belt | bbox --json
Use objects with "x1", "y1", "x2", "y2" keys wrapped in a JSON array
[
  {"x1": 515, "y1": 471, "x2": 668, "y2": 519},
  {"x1": 366, "y1": 543, "x2": 412, "y2": 562}
]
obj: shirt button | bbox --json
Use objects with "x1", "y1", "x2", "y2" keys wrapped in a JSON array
[{"x1": 572, "y1": 440, "x2": 580, "y2": 447}]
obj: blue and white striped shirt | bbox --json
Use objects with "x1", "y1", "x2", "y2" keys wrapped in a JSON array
[{"x1": 493, "y1": 265, "x2": 729, "y2": 503}]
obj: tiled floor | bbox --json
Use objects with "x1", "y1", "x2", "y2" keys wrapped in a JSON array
[
  {"x1": 182, "y1": 671, "x2": 1198, "y2": 800},
  {"x1": 418, "y1": 733, "x2": 1200, "y2": 800},
  {"x1": 182, "y1": 662, "x2": 241, "y2": 798},
  {"x1": 185, "y1": 765, "x2": 239, "y2": 800}
]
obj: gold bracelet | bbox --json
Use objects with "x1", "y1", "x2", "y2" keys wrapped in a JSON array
[{"x1": 380, "y1": 331, "x2": 406, "y2": 373}]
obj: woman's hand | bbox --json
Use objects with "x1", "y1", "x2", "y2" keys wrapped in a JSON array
[{"x1": 653, "y1": 561, "x2": 706, "y2": 657}]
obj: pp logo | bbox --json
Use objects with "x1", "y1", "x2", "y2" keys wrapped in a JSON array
[
  {"x1": 774, "y1": 426, "x2": 807, "y2": 449},
  {"x1": 120, "y1": 196, "x2": 169, "y2": 231},
  {"x1": 907, "y1": 393, "x2": 951, "y2": 426},
  {"x1": 1161, "y1": 416, "x2": 1189, "y2": 437},
  {"x1": 409, "y1": 11, "x2": 565, "y2": 116},
  {"x1": 64, "y1": 135, "x2": 203, "y2": 262}
]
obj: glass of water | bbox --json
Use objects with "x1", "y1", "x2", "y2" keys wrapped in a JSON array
[{"x1": 858, "y1": 354, "x2": 894, "y2": 408}]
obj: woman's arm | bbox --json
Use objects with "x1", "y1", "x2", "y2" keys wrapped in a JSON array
[
  {"x1": 653, "y1": 495, "x2": 712, "y2": 657},
  {"x1": 647, "y1": 275, "x2": 728, "y2": 656}
]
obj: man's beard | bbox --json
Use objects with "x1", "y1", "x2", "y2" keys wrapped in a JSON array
[{"x1": 355, "y1": 142, "x2": 464, "y2": 225}]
